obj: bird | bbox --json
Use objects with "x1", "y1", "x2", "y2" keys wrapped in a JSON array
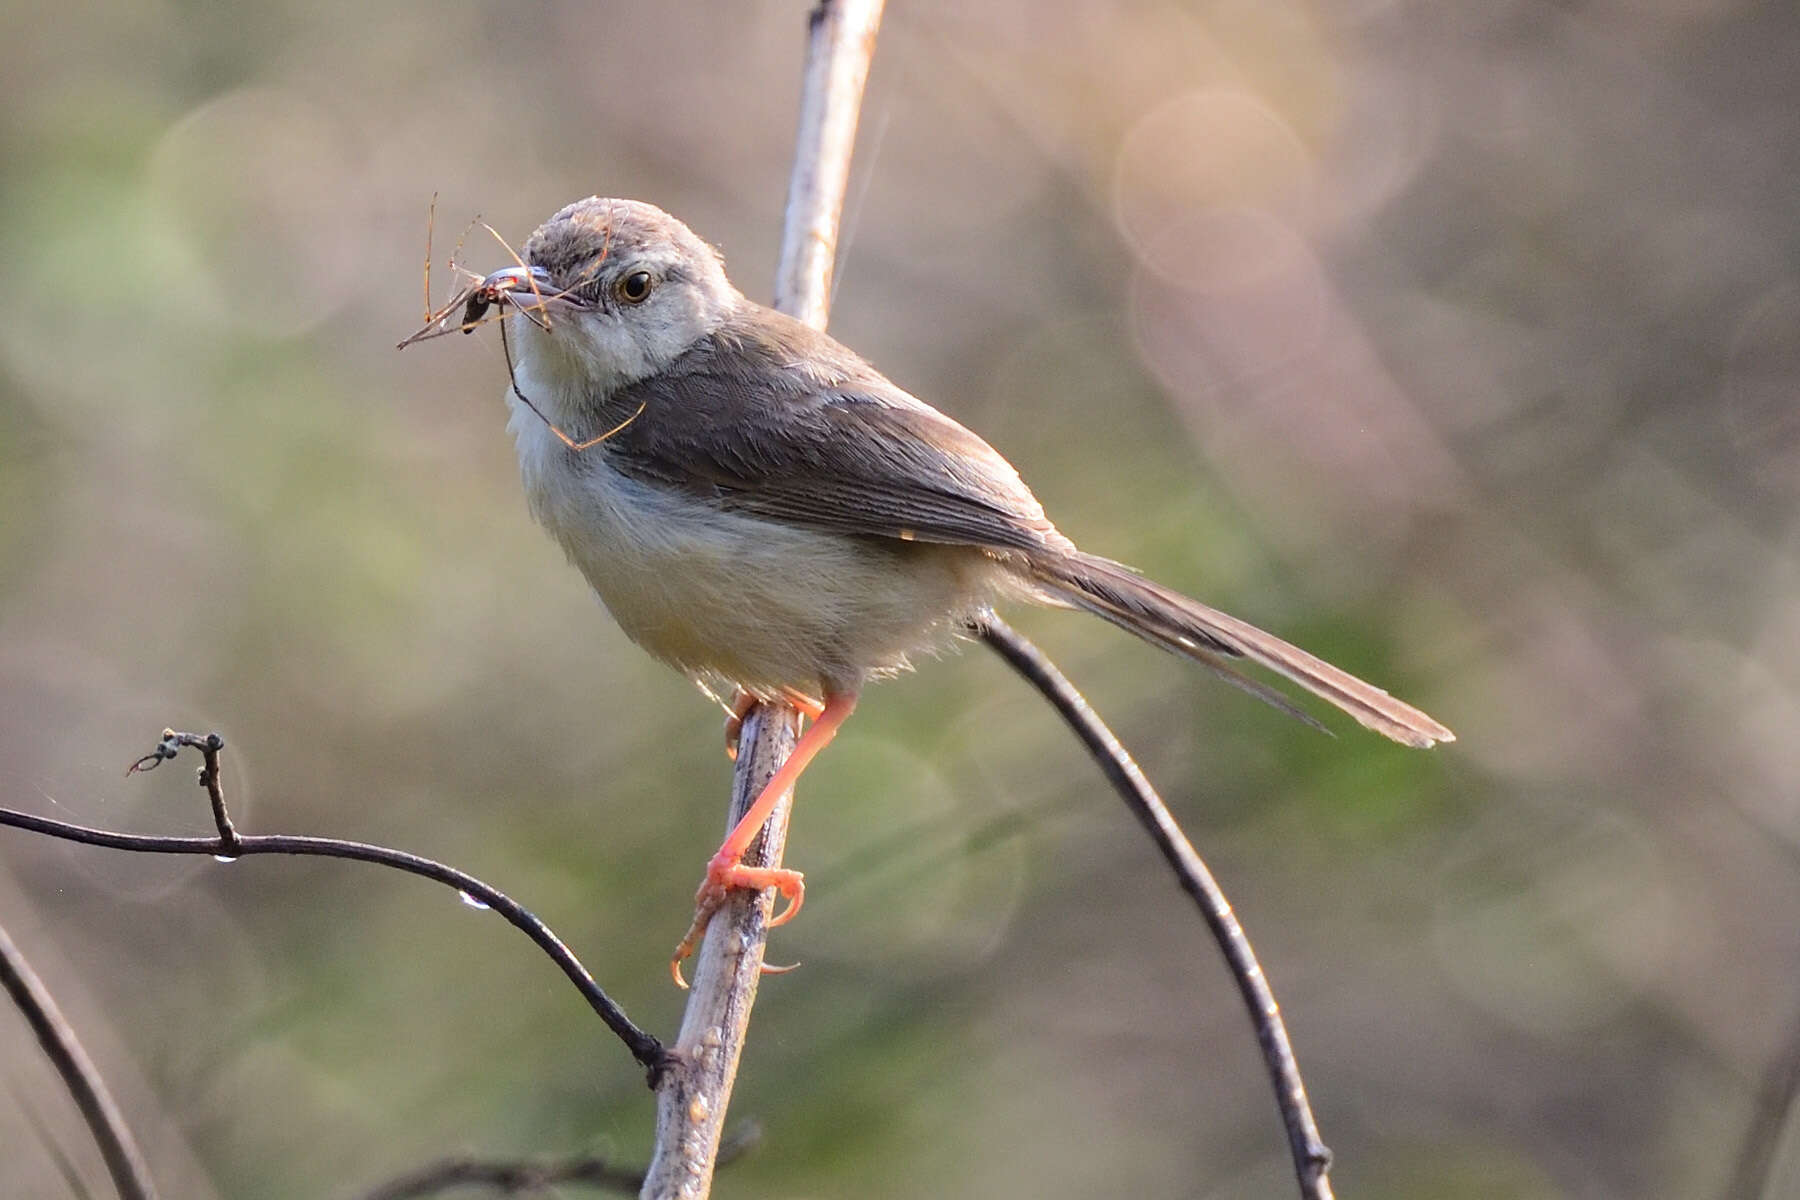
[{"x1": 442, "y1": 196, "x2": 1453, "y2": 980}]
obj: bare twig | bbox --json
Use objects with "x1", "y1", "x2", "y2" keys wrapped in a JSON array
[
  {"x1": 0, "y1": 920, "x2": 158, "y2": 1200},
  {"x1": 772, "y1": 0, "x2": 885, "y2": 330},
  {"x1": 357, "y1": 1155, "x2": 638, "y2": 1200},
  {"x1": 640, "y1": 3, "x2": 885, "y2": 1197},
  {"x1": 357, "y1": 1154, "x2": 641, "y2": 1200},
  {"x1": 5, "y1": 732, "x2": 668, "y2": 1079},
  {"x1": 980, "y1": 616, "x2": 1335, "y2": 1200},
  {"x1": 128, "y1": 729, "x2": 238, "y2": 849},
  {"x1": 640, "y1": 702, "x2": 799, "y2": 1200}
]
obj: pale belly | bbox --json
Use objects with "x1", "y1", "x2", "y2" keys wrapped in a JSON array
[{"x1": 514, "y1": 422, "x2": 1008, "y2": 695}]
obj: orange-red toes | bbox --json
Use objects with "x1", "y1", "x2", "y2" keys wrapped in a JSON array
[
  {"x1": 705, "y1": 860, "x2": 805, "y2": 923},
  {"x1": 668, "y1": 858, "x2": 806, "y2": 987},
  {"x1": 766, "y1": 874, "x2": 804, "y2": 928},
  {"x1": 779, "y1": 688, "x2": 827, "y2": 721}
]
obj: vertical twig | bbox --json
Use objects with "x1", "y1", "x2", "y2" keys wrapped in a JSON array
[
  {"x1": 640, "y1": 3, "x2": 886, "y2": 1197},
  {"x1": 0, "y1": 921, "x2": 158, "y2": 1200},
  {"x1": 772, "y1": 0, "x2": 884, "y2": 331},
  {"x1": 981, "y1": 617, "x2": 1335, "y2": 1200}
]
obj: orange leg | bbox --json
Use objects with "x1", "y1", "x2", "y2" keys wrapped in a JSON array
[
  {"x1": 781, "y1": 688, "x2": 827, "y2": 721},
  {"x1": 672, "y1": 689, "x2": 858, "y2": 986}
]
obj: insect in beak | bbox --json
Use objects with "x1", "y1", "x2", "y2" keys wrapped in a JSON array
[
  {"x1": 398, "y1": 264, "x2": 572, "y2": 349},
  {"x1": 462, "y1": 265, "x2": 558, "y2": 329}
]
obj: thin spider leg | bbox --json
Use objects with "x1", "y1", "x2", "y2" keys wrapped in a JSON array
[
  {"x1": 398, "y1": 281, "x2": 485, "y2": 348},
  {"x1": 421, "y1": 192, "x2": 438, "y2": 324},
  {"x1": 499, "y1": 319, "x2": 646, "y2": 452},
  {"x1": 478, "y1": 220, "x2": 553, "y2": 328},
  {"x1": 446, "y1": 215, "x2": 479, "y2": 293},
  {"x1": 565, "y1": 400, "x2": 647, "y2": 451}
]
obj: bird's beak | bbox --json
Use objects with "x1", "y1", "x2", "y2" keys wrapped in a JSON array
[
  {"x1": 398, "y1": 264, "x2": 568, "y2": 350},
  {"x1": 462, "y1": 264, "x2": 569, "y2": 330},
  {"x1": 481, "y1": 264, "x2": 557, "y2": 302}
]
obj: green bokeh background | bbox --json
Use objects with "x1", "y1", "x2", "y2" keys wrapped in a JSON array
[{"x1": 3, "y1": 2, "x2": 1798, "y2": 1197}]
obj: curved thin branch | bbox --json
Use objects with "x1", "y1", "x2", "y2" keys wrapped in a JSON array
[
  {"x1": 0, "y1": 919, "x2": 158, "y2": 1200},
  {"x1": 980, "y1": 616, "x2": 1335, "y2": 1200},
  {"x1": 355, "y1": 1122, "x2": 761, "y2": 1200},
  {"x1": 3, "y1": 732, "x2": 667, "y2": 1079},
  {"x1": 356, "y1": 1154, "x2": 640, "y2": 1200},
  {"x1": 641, "y1": 3, "x2": 886, "y2": 1197}
]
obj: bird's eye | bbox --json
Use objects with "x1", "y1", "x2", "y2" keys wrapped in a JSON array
[{"x1": 615, "y1": 270, "x2": 654, "y2": 304}]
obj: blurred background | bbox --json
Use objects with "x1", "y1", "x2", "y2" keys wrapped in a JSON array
[{"x1": 2, "y1": 1, "x2": 1797, "y2": 1197}]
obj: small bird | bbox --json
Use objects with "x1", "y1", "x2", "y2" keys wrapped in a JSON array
[{"x1": 451, "y1": 197, "x2": 1452, "y2": 978}]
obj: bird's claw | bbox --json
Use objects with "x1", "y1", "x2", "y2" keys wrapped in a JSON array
[
  {"x1": 722, "y1": 690, "x2": 759, "y2": 762},
  {"x1": 669, "y1": 854, "x2": 805, "y2": 988}
]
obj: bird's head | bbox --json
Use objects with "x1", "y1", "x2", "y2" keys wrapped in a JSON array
[{"x1": 478, "y1": 197, "x2": 742, "y2": 395}]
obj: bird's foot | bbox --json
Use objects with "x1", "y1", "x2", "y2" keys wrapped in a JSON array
[{"x1": 670, "y1": 851, "x2": 805, "y2": 988}]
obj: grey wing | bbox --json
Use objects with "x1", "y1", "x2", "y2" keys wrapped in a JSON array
[
  {"x1": 596, "y1": 313, "x2": 1275, "y2": 689},
  {"x1": 601, "y1": 318, "x2": 1067, "y2": 557}
]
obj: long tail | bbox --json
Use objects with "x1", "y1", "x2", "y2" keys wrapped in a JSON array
[{"x1": 1026, "y1": 551, "x2": 1455, "y2": 748}]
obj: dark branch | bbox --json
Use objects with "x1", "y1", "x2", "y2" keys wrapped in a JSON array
[
  {"x1": 355, "y1": 1123, "x2": 760, "y2": 1200},
  {"x1": 6, "y1": 731, "x2": 669, "y2": 1081},
  {"x1": 979, "y1": 617, "x2": 1335, "y2": 1200},
  {"x1": 128, "y1": 729, "x2": 238, "y2": 850},
  {"x1": 356, "y1": 1154, "x2": 640, "y2": 1199},
  {"x1": 0, "y1": 919, "x2": 158, "y2": 1200}
]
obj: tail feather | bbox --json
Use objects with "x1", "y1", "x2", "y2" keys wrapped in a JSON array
[{"x1": 1028, "y1": 551, "x2": 1455, "y2": 748}]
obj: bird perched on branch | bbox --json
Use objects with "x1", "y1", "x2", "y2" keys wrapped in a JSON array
[{"x1": 424, "y1": 197, "x2": 1453, "y2": 980}]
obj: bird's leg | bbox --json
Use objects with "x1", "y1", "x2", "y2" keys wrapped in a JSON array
[
  {"x1": 781, "y1": 688, "x2": 828, "y2": 720},
  {"x1": 673, "y1": 689, "x2": 857, "y2": 986}
]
